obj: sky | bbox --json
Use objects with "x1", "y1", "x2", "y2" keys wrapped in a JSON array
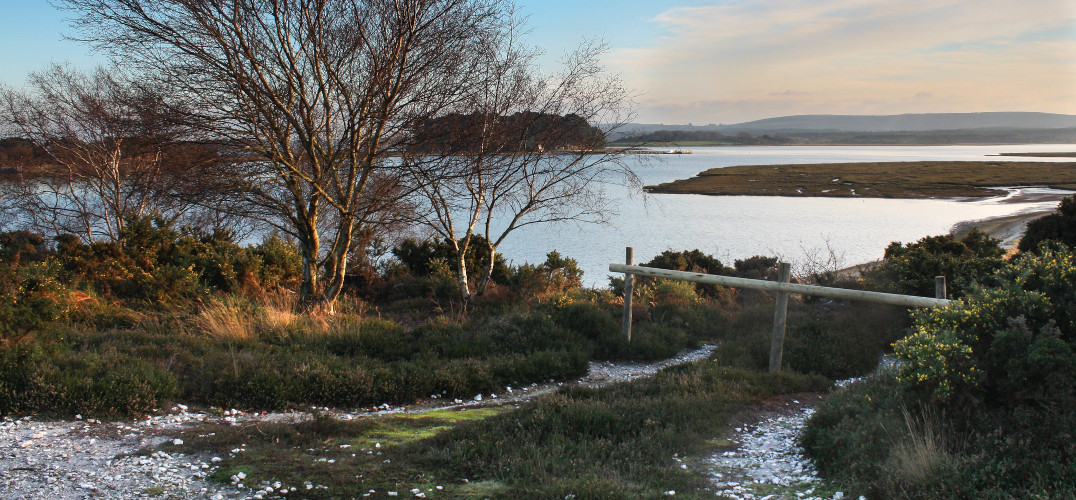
[{"x1": 1, "y1": 0, "x2": 1074, "y2": 124}]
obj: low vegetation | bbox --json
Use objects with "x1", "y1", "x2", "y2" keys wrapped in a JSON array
[
  {"x1": 5, "y1": 195, "x2": 1076, "y2": 498},
  {"x1": 169, "y1": 365, "x2": 828, "y2": 499},
  {"x1": 646, "y1": 161, "x2": 1076, "y2": 198},
  {"x1": 802, "y1": 196, "x2": 1076, "y2": 498}
]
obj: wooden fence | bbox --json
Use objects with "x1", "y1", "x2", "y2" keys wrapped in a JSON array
[{"x1": 610, "y1": 247, "x2": 951, "y2": 373}]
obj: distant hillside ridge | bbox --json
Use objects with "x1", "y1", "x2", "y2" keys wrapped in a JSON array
[{"x1": 620, "y1": 112, "x2": 1076, "y2": 136}]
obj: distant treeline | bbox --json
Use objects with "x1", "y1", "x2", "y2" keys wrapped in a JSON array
[
  {"x1": 0, "y1": 138, "x2": 47, "y2": 170},
  {"x1": 410, "y1": 111, "x2": 605, "y2": 153},
  {"x1": 616, "y1": 127, "x2": 1076, "y2": 145},
  {"x1": 615, "y1": 130, "x2": 794, "y2": 145}
]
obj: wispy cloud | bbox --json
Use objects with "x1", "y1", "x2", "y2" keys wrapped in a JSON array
[{"x1": 607, "y1": 0, "x2": 1076, "y2": 123}]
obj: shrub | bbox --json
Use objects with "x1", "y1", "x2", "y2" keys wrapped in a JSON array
[
  {"x1": 808, "y1": 243, "x2": 1076, "y2": 498},
  {"x1": 894, "y1": 242, "x2": 1076, "y2": 406},
  {"x1": 869, "y1": 229, "x2": 1004, "y2": 299},
  {"x1": 733, "y1": 255, "x2": 778, "y2": 279},
  {"x1": 0, "y1": 341, "x2": 177, "y2": 416},
  {"x1": 0, "y1": 230, "x2": 50, "y2": 264},
  {"x1": 391, "y1": 235, "x2": 510, "y2": 284},
  {"x1": 1018, "y1": 194, "x2": 1076, "y2": 252},
  {"x1": 712, "y1": 301, "x2": 908, "y2": 379},
  {"x1": 626, "y1": 249, "x2": 737, "y2": 303},
  {"x1": 508, "y1": 251, "x2": 584, "y2": 299},
  {"x1": 801, "y1": 371, "x2": 938, "y2": 497},
  {"x1": 0, "y1": 260, "x2": 75, "y2": 342}
]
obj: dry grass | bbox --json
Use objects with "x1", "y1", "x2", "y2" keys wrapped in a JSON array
[
  {"x1": 196, "y1": 298, "x2": 257, "y2": 342},
  {"x1": 258, "y1": 290, "x2": 301, "y2": 332},
  {"x1": 887, "y1": 407, "x2": 954, "y2": 489}
]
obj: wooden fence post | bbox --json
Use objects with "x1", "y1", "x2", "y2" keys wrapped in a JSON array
[
  {"x1": 623, "y1": 247, "x2": 634, "y2": 342},
  {"x1": 935, "y1": 276, "x2": 947, "y2": 300},
  {"x1": 769, "y1": 262, "x2": 792, "y2": 373}
]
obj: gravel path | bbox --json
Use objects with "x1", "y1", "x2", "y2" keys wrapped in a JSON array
[
  {"x1": 0, "y1": 345, "x2": 716, "y2": 499},
  {"x1": 704, "y1": 382, "x2": 861, "y2": 500}
]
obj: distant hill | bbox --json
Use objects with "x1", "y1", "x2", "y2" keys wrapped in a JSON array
[
  {"x1": 617, "y1": 112, "x2": 1076, "y2": 135},
  {"x1": 611, "y1": 112, "x2": 1076, "y2": 145}
]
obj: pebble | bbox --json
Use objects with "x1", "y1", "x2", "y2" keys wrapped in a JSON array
[{"x1": 707, "y1": 406, "x2": 823, "y2": 498}]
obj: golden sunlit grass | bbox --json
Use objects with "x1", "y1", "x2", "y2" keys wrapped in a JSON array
[{"x1": 196, "y1": 297, "x2": 256, "y2": 342}]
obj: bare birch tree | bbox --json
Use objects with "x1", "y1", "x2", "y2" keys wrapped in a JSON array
[
  {"x1": 405, "y1": 32, "x2": 639, "y2": 299},
  {"x1": 0, "y1": 65, "x2": 219, "y2": 242},
  {"x1": 58, "y1": 0, "x2": 504, "y2": 306}
]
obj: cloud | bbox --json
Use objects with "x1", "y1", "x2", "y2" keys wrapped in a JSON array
[{"x1": 606, "y1": 0, "x2": 1076, "y2": 123}]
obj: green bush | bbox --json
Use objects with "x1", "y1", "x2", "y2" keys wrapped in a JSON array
[
  {"x1": 712, "y1": 302, "x2": 908, "y2": 379},
  {"x1": 49, "y1": 216, "x2": 302, "y2": 302},
  {"x1": 391, "y1": 235, "x2": 510, "y2": 284},
  {"x1": 0, "y1": 341, "x2": 177, "y2": 416},
  {"x1": 1018, "y1": 194, "x2": 1076, "y2": 252},
  {"x1": 0, "y1": 230, "x2": 50, "y2": 264},
  {"x1": 0, "y1": 260, "x2": 75, "y2": 341},
  {"x1": 894, "y1": 242, "x2": 1076, "y2": 405},
  {"x1": 508, "y1": 251, "x2": 584, "y2": 299},
  {"x1": 869, "y1": 229, "x2": 1004, "y2": 299},
  {"x1": 801, "y1": 371, "x2": 953, "y2": 498},
  {"x1": 550, "y1": 301, "x2": 716, "y2": 361},
  {"x1": 634, "y1": 249, "x2": 735, "y2": 301},
  {"x1": 807, "y1": 243, "x2": 1076, "y2": 498}
]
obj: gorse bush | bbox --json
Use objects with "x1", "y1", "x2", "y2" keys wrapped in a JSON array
[
  {"x1": 391, "y1": 235, "x2": 510, "y2": 285},
  {"x1": 508, "y1": 251, "x2": 584, "y2": 300},
  {"x1": 806, "y1": 243, "x2": 1076, "y2": 498},
  {"x1": 4, "y1": 217, "x2": 302, "y2": 305},
  {"x1": 1018, "y1": 194, "x2": 1076, "y2": 252},
  {"x1": 0, "y1": 259, "x2": 77, "y2": 343},
  {"x1": 869, "y1": 229, "x2": 1005, "y2": 299},
  {"x1": 895, "y1": 242, "x2": 1076, "y2": 405}
]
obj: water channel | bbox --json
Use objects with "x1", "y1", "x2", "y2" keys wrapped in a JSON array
[{"x1": 493, "y1": 144, "x2": 1076, "y2": 286}]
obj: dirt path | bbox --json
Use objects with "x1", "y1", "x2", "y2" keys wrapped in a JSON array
[{"x1": 0, "y1": 345, "x2": 716, "y2": 499}]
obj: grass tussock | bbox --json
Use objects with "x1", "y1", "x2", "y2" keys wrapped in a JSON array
[
  {"x1": 196, "y1": 298, "x2": 257, "y2": 342},
  {"x1": 886, "y1": 407, "x2": 956, "y2": 492}
]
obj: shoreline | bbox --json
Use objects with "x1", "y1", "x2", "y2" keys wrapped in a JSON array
[
  {"x1": 950, "y1": 209, "x2": 1053, "y2": 249},
  {"x1": 837, "y1": 193, "x2": 1062, "y2": 277}
]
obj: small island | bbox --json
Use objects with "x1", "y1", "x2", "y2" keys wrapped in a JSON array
[{"x1": 646, "y1": 160, "x2": 1076, "y2": 198}]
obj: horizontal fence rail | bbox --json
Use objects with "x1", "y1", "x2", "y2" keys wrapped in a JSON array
[
  {"x1": 609, "y1": 263, "x2": 952, "y2": 308},
  {"x1": 612, "y1": 250, "x2": 951, "y2": 373}
]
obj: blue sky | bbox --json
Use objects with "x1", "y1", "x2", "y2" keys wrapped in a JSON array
[{"x1": 2, "y1": 0, "x2": 1074, "y2": 124}]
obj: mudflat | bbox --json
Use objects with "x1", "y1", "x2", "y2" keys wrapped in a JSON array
[{"x1": 646, "y1": 161, "x2": 1076, "y2": 198}]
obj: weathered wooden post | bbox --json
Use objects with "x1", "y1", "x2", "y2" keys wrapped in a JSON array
[
  {"x1": 622, "y1": 247, "x2": 634, "y2": 342},
  {"x1": 768, "y1": 262, "x2": 792, "y2": 373},
  {"x1": 935, "y1": 276, "x2": 947, "y2": 300}
]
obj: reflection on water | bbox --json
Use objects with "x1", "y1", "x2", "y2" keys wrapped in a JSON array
[{"x1": 495, "y1": 145, "x2": 1076, "y2": 286}]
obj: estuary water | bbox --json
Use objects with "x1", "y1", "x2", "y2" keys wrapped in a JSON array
[{"x1": 493, "y1": 144, "x2": 1076, "y2": 287}]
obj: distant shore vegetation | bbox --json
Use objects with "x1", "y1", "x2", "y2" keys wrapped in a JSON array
[{"x1": 614, "y1": 127, "x2": 1076, "y2": 146}]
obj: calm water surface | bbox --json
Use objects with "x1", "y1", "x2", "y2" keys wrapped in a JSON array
[{"x1": 494, "y1": 144, "x2": 1076, "y2": 286}]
